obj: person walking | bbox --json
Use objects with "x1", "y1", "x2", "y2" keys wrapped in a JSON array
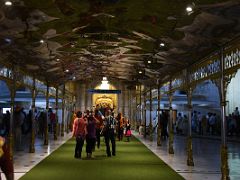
[
  {"x1": 103, "y1": 110, "x2": 116, "y2": 157},
  {"x1": 13, "y1": 106, "x2": 25, "y2": 151},
  {"x1": 95, "y1": 109, "x2": 103, "y2": 149},
  {"x1": 161, "y1": 111, "x2": 169, "y2": 140},
  {"x1": 72, "y1": 111, "x2": 87, "y2": 159},
  {"x1": 116, "y1": 113, "x2": 124, "y2": 141},
  {"x1": 86, "y1": 110, "x2": 99, "y2": 158},
  {"x1": 125, "y1": 119, "x2": 131, "y2": 142}
]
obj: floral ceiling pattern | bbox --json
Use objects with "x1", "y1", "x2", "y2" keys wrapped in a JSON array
[{"x1": 0, "y1": 0, "x2": 240, "y2": 86}]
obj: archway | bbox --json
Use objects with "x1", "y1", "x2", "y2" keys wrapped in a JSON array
[
  {"x1": 226, "y1": 69, "x2": 240, "y2": 115},
  {"x1": 92, "y1": 83, "x2": 118, "y2": 115}
]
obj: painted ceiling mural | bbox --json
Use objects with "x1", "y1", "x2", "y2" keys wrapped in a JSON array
[{"x1": 0, "y1": 0, "x2": 240, "y2": 86}]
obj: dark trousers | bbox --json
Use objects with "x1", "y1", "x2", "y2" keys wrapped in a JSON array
[
  {"x1": 75, "y1": 136, "x2": 84, "y2": 158},
  {"x1": 96, "y1": 129, "x2": 101, "y2": 148},
  {"x1": 118, "y1": 128, "x2": 123, "y2": 141},
  {"x1": 86, "y1": 137, "x2": 96, "y2": 154},
  {"x1": 104, "y1": 130, "x2": 116, "y2": 156}
]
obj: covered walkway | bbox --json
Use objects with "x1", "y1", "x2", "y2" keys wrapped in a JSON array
[{"x1": 1, "y1": 1, "x2": 240, "y2": 180}]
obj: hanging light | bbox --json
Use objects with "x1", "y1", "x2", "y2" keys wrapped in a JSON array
[
  {"x1": 159, "y1": 43, "x2": 165, "y2": 47},
  {"x1": 186, "y1": 3, "x2": 195, "y2": 15},
  {"x1": 100, "y1": 77, "x2": 110, "y2": 90},
  {"x1": 40, "y1": 39, "x2": 44, "y2": 43},
  {"x1": 186, "y1": 6, "x2": 193, "y2": 13},
  {"x1": 5, "y1": 1, "x2": 12, "y2": 6}
]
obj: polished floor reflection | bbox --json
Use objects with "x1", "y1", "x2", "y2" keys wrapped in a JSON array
[{"x1": 135, "y1": 132, "x2": 240, "y2": 180}]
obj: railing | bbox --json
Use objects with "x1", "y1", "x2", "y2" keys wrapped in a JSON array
[
  {"x1": 188, "y1": 54, "x2": 221, "y2": 85},
  {"x1": 0, "y1": 66, "x2": 71, "y2": 99},
  {"x1": 146, "y1": 39, "x2": 240, "y2": 96},
  {"x1": 171, "y1": 71, "x2": 186, "y2": 91},
  {"x1": 160, "y1": 81, "x2": 170, "y2": 93},
  {"x1": 224, "y1": 42, "x2": 240, "y2": 75}
]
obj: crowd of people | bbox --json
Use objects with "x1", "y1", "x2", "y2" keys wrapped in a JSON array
[
  {"x1": 72, "y1": 105, "x2": 131, "y2": 159},
  {"x1": 175, "y1": 107, "x2": 240, "y2": 136},
  {"x1": 137, "y1": 107, "x2": 240, "y2": 139},
  {"x1": 0, "y1": 104, "x2": 133, "y2": 179},
  {"x1": 227, "y1": 107, "x2": 240, "y2": 136}
]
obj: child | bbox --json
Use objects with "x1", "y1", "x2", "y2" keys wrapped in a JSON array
[{"x1": 125, "y1": 120, "x2": 131, "y2": 142}]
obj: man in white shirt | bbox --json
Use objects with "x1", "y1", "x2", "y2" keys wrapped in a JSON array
[{"x1": 234, "y1": 107, "x2": 239, "y2": 116}]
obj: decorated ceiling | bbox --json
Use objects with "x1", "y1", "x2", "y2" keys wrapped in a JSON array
[{"x1": 0, "y1": 0, "x2": 240, "y2": 86}]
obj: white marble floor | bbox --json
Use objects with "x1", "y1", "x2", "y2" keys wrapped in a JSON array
[
  {"x1": 1, "y1": 133, "x2": 72, "y2": 180},
  {"x1": 134, "y1": 132, "x2": 240, "y2": 180}
]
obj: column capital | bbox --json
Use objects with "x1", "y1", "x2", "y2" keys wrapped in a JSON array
[{"x1": 221, "y1": 101, "x2": 227, "y2": 106}]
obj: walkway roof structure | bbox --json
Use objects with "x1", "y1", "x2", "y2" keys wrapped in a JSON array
[{"x1": 0, "y1": 0, "x2": 240, "y2": 86}]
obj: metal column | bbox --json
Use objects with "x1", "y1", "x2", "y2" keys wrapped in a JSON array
[
  {"x1": 44, "y1": 83, "x2": 49, "y2": 145},
  {"x1": 157, "y1": 81, "x2": 161, "y2": 146},
  {"x1": 139, "y1": 85, "x2": 142, "y2": 125},
  {"x1": 54, "y1": 87, "x2": 59, "y2": 140},
  {"x1": 149, "y1": 87, "x2": 153, "y2": 141},
  {"x1": 9, "y1": 67, "x2": 16, "y2": 175},
  {"x1": 220, "y1": 47, "x2": 229, "y2": 180},
  {"x1": 29, "y1": 77, "x2": 36, "y2": 153},
  {"x1": 61, "y1": 84, "x2": 65, "y2": 137},
  {"x1": 168, "y1": 81, "x2": 174, "y2": 154},
  {"x1": 135, "y1": 87, "x2": 138, "y2": 131},
  {"x1": 144, "y1": 93, "x2": 147, "y2": 138},
  {"x1": 187, "y1": 87, "x2": 194, "y2": 166}
]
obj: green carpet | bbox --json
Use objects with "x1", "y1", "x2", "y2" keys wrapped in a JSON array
[{"x1": 20, "y1": 136, "x2": 184, "y2": 180}]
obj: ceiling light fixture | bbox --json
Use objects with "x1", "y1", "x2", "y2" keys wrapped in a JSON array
[
  {"x1": 72, "y1": 76, "x2": 76, "y2": 80},
  {"x1": 40, "y1": 39, "x2": 44, "y2": 43},
  {"x1": 186, "y1": 6, "x2": 193, "y2": 13},
  {"x1": 160, "y1": 43, "x2": 165, "y2": 47},
  {"x1": 100, "y1": 77, "x2": 110, "y2": 90},
  {"x1": 5, "y1": 1, "x2": 12, "y2": 6},
  {"x1": 138, "y1": 70, "x2": 143, "y2": 74},
  {"x1": 4, "y1": 38, "x2": 12, "y2": 43},
  {"x1": 65, "y1": 69, "x2": 69, "y2": 73},
  {"x1": 147, "y1": 60, "x2": 152, "y2": 64},
  {"x1": 56, "y1": 58, "x2": 60, "y2": 62}
]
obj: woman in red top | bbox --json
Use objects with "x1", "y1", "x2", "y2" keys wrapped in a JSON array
[{"x1": 72, "y1": 111, "x2": 87, "y2": 159}]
